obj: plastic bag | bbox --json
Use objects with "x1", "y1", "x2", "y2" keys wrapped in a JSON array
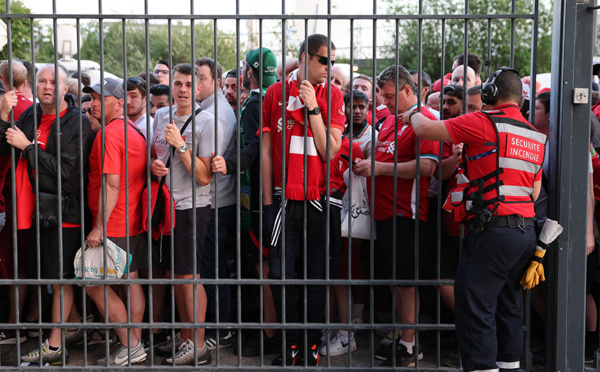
[
  {"x1": 74, "y1": 239, "x2": 132, "y2": 280},
  {"x1": 341, "y1": 169, "x2": 375, "y2": 240}
]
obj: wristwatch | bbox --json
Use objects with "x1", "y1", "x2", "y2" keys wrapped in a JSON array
[
  {"x1": 307, "y1": 106, "x2": 321, "y2": 115},
  {"x1": 177, "y1": 144, "x2": 188, "y2": 154}
]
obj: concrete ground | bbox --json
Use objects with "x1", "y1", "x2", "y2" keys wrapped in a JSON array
[{"x1": 0, "y1": 329, "x2": 458, "y2": 370}]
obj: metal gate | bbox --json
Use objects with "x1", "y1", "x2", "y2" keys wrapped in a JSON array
[{"x1": 0, "y1": 0, "x2": 594, "y2": 370}]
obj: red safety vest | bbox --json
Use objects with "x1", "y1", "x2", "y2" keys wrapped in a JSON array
[{"x1": 443, "y1": 109, "x2": 547, "y2": 221}]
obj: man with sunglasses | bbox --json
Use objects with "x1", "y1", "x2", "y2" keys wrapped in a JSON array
[
  {"x1": 262, "y1": 33, "x2": 345, "y2": 366},
  {"x1": 125, "y1": 76, "x2": 153, "y2": 139}
]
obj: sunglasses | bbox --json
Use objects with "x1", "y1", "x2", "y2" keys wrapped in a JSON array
[
  {"x1": 310, "y1": 53, "x2": 335, "y2": 66},
  {"x1": 83, "y1": 108, "x2": 92, "y2": 115},
  {"x1": 127, "y1": 77, "x2": 146, "y2": 89}
]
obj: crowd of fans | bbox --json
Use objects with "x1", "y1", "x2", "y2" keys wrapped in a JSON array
[{"x1": 0, "y1": 33, "x2": 597, "y2": 369}]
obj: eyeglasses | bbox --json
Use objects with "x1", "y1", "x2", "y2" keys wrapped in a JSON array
[
  {"x1": 154, "y1": 69, "x2": 169, "y2": 76},
  {"x1": 310, "y1": 53, "x2": 335, "y2": 66},
  {"x1": 127, "y1": 77, "x2": 146, "y2": 89}
]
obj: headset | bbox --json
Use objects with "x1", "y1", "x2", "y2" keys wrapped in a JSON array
[{"x1": 481, "y1": 66, "x2": 520, "y2": 106}]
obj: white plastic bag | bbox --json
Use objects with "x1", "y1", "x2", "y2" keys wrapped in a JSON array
[
  {"x1": 341, "y1": 169, "x2": 375, "y2": 240},
  {"x1": 74, "y1": 239, "x2": 131, "y2": 280}
]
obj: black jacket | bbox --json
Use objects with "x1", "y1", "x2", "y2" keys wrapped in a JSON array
[{"x1": 0, "y1": 93, "x2": 94, "y2": 225}]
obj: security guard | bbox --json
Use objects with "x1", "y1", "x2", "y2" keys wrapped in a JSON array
[{"x1": 403, "y1": 67, "x2": 546, "y2": 372}]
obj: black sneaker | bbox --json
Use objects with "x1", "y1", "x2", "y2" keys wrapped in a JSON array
[
  {"x1": 374, "y1": 342, "x2": 395, "y2": 361},
  {"x1": 305, "y1": 344, "x2": 320, "y2": 366},
  {"x1": 380, "y1": 343, "x2": 424, "y2": 367},
  {"x1": 204, "y1": 330, "x2": 234, "y2": 350},
  {"x1": 233, "y1": 332, "x2": 280, "y2": 357},
  {"x1": 444, "y1": 347, "x2": 461, "y2": 368},
  {"x1": 271, "y1": 344, "x2": 300, "y2": 366}
]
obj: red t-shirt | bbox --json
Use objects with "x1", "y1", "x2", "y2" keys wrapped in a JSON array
[
  {"x1": 262, "y1": 78, "x2": 346, "y2": 191},
  {"x1": 14, "y1": 92, "x2": 32, "y2": 120},
  {"x1": 15, "y1": 108, "x2": 78, "y2": 229},
  {"x1": 88, "y1": 118, "x2": 147, "y2": 237},
  {"x1": 369, "y1": 106, "x2": 440, "y2": 221},
  {"x1": 330, "y1": 136, "x2": 363, "y2": 196},
  {"x1": 444, "y1": 104, "x2": 542, "y2": 218},
  {"x1": 441, "y1": 141, "x2": 461, "y2": 237},
  {"x1": 0, "y1": 93, "x2": 33, "y2": 215},
  {"x1": 367, "y1": 106, "x2": 390, "y2": 125}
]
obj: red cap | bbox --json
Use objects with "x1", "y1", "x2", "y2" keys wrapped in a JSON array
[
  {"x1": 432, "y1": 73, "x2": 452, "y2": 92},
  {"x1": 537, "y1": 87, "x2": 551, "y2": 95}
]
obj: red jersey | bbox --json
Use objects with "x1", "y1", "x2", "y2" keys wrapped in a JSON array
[
  {"x1": 262, "y1": 77, "x2": 346, "y2": 193},
  {"x1": 15, "y1": 108, "x2": 77, "y2": 229},
  {"x1": 88, "y1": 118, "x2": 147, "y2": 237},
  {"x1": 0, "y1": 92, "x2": 32, "y2": 215},
  {"x1": 330, "y1": 137, "x2": 363, "y2": 196},
  {"x1": 444, "y1": 104, "x2": 544, "y2": 218},
  {"x1": 367, "y1": 105, "x2": 390, "y2": 126},
  {"x1": 441, "y1": 142, "x2": 461, "y2": 237},
  {"x1": 369, "y1": 106, "x2": 440, "y2": 221}
]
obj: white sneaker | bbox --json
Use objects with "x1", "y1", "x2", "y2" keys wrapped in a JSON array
[
  {"x1": 162, "y1": 339, "x2": 211, "y2": 365},
  {"x1": 97, "y1": 340, "x2": 147, "y2": 365},
  {"x1": 319, "y1": 332, "x2": 357, "y2": 356}
]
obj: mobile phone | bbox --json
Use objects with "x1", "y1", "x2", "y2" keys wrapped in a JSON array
[{"x1": 340, "y1": 154, "x2": 356, "y2": 166}]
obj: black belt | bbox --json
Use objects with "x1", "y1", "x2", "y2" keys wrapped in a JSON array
[{"x1": 486, "y1": 214, "x2": 535, "y2": 229}]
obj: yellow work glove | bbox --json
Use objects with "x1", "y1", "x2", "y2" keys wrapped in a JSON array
[{"x1": 520, "y1": 248, "x2": 546, "y2": 290}]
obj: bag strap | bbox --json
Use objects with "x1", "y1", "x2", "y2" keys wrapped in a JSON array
[{"x1": 159, "y1": 107, "x2": 202, "y2": 189}]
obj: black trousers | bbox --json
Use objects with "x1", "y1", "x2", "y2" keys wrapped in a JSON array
[{"x1": 268, "y1": 199, "x2": 327, "y2": 347}]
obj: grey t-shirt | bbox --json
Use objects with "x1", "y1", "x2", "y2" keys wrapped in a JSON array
[
  {"x1": 200, "y1": 91, "x2": 237, "y2": 209},
  {"x1": 152, "y1": 105, "x2": 215, "y2": 209}
]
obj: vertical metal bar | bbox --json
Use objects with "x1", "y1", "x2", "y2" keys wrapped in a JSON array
[
  {"x1": 437, "y1": 17, "x2": 447, "y2": 370},
  {"x1": 510, "y1": 0, "x2": 516, "y2": 68},
  {"x1": 143, "y1": 0, "x2": 156, "y2": 363},
  {"x1": 528, "y1": 0, "x2": 539, "y2": 126},
  {"x1": 97, "y1": 0, "x2": 111, "y2": 357},
  {"x1": 50, "y1": 2, "x2": 66, "y2": 362},
  {"x1": 189, "y1": 3, "x2": 199, "y2": 362},
  {"x1": 121, "y1": 17, "x2": 133, "y2": 363},
  {"x1": 369, "y1": 2, "x2": 377, "y2": 367},
  {"x1": 256, "y1": 17, "x2": 265, "y2": 367},
  {"x1": 212, "y1": 13, "x2": 221, "y2": 356},
  {"x1": 167, "y1": 17, "x2": 177, "y2": 359},
  {"x1": 414, "y1": 3, "x2": 424, "y2": 367},
  {"x1": 74, "y1": 16, "x2": 89, "y2": 365},
  {"x1": 346, "y1": 16, "x2": 354, "y2": 368},
  {"x1": 547, "y1": 1, "x2": 594, "y2": 370},
  {"x1": 301, "y1": 18, "x2": 308, "y2": 366},
  {"x1": 280, "y1": 4, "x2": 288, "y2": 363},
  {"x1": 389, "y1": 16, "x2": 400, "y2": 368}
]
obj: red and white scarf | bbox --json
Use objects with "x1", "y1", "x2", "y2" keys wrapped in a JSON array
[{"x1": 284, "y1": 74, "x2": 329, "y2": 201}]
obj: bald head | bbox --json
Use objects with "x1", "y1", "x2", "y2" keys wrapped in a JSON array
[
  {"x1": 451, "y1": 65, "x2": 477, "y2": 89},
  {"x1": 37, "y1": 64, "x2": 69, "y2": 85},
  {"x1": 0, "y1": 60, "x2": 27, "y2": 90}
]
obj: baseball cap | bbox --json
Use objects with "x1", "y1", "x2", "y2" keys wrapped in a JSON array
[
  {"x1": 432, "y1": 72, "x2": 452, "y2": 92},
  {"x1": 443, "y1": 84, "x2": 464, "y2": 100},
  {"x1": 245, "y1": 47, "x2": 277, "y2": 88},
  {"x1": 83, "y1": 77, "x2": 124, "y2": 100}
]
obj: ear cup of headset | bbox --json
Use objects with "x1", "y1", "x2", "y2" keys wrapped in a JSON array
[
  {"x1": 480, "y1": 67, "x2": 519, "y2": 106},
  {"x1": 481, "y1": 82, "x2": 498, "y2": 106}
]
